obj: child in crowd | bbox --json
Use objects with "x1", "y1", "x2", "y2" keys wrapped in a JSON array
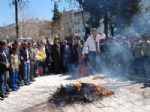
[{"x1": 10, "y1": 48, "x2": 19, "y2": 91}]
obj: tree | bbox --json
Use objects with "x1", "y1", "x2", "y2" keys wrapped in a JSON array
[
  {"x1": 77, "y1": 0, "x2": 141, "y2": 37},
  {"x1": 18, "y1": 1, "x2": 32, "y2": 38},
  {"x1": 51, "y1": 2, "x2": 62, "y2": 39}
]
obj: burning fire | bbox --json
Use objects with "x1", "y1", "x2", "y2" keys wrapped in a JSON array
[
  {"x1": 74, "y1": 81, "x2": 82, "y2": 92},
  {"x1": 74, "y1": 81, "x2": 113, "y2": 96},
  {"x1": 49, "y1": 81, "x2": 114, "y2": 107}
]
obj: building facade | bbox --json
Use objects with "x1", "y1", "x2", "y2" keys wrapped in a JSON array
[{"x1": 61, "y1": 10, "x2": 90, "y2": 39}]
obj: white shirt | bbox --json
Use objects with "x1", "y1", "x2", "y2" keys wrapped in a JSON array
[
  {"x1": 26, "y1": 49, "x2": 29, "y2": 59},
  {"x1": 82, "y1": 33, "x2": 106, "y2": 55}
]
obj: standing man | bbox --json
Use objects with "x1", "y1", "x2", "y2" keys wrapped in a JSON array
[
  {"x1": 99, "y1": 39, "x2": 107, "y2": 72},
  {"x1": 69, "y1": 38, "x2": 78, "y2": 66},
  {"x1": 62, "y1": 40, "x2": 70, "y2": 73},
  {"x1": 120, "y1": 37, "x2": 132, "y2": 74},
  {"x1": 45, "y1": 39, "x2": 52, "y2": 73},
  {"x1": 82, "y1": 28, "x2": 106, "y2": 74},
  {"x1": 20, "y1": 41, "x2": 30, "y2": 85},
  {"x1": 28, "y1": 42, "x2": 35, "y2": 82},
  {"x1": 132, "y1": 38, "x2": 144, "y2": 75},
  {"x1": 51, "y1": 38, "x2": 61, "y2": 74},
  {"x1": 108, "y1": 38, "x2": 121, "y2": 72},
  {"x1": 143, "y1": 36, "x2": 150, "y2": 85},
  {"x1": 0, "y1": 39, "x2": 10, "y2": 99}
]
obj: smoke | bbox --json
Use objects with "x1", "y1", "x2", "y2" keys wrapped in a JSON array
[
  {"x1": 67, "y1": 1, "x2": 149, "y2": 81},
  {"x1": 116, "y1": 10, "x2": 150, "y2": 37},
  {"x1": 131, "y1": 11, "x2": 150, "y2": 36},
  {"x1": 66, "y1": 39, "x2": 133, "y2": 81}
]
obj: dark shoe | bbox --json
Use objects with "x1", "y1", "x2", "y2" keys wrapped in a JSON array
[
  {"x1": 0, "y1": 97, "x2": 4, "y2": 100},
  {"x1": 12, "y1": 89, "x2": 17, "y2": 91},
  {"x1": 1, "y1": 94, "x2": 8, "y2": 98},
  {"x1": 9, "y1": 89, "x2": 12, "y2": 92},
  {"x1": 6, "y1": 88, "x2": 12, "y2": 92},
  {"x1": 24, "y1": 83, "x2": 30, "y2": 86},
  {"x1": 19, "y1": 83, "x2": 24, "y2": 86},
  {"x1": 16, "y1": 87, "x2": 20, "y2": 89},
  {"x1": 19, "y1": 80, "x2": 24, "y2": 86},
  {"x1": 6, "y1": 85, "x2": 10, "y2": 92},
  {"x1": 0, "y1": 93, "x2": 3, "y2": 98},
  {"x1": 6, "y1": 92, "x2": 10, "y2": 95},
  {"x1": 31, "y1": 79, "x2": 35, "y2": 82}
]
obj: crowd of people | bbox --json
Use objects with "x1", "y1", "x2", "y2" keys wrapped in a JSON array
[
  {"x1": 94, "y1": 33, "x2": 150, "y2": 77},
  {"x1": 0, "y1": 36, "x2": 84, "y2": 100},
  {"x1": 0, "y1": 28, "x2": 150, "y2": 100}
]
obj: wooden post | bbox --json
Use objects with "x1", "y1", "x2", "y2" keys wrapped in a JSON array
[{"x1": 14, "y1": 0, "x2": 19, "y2": 38}]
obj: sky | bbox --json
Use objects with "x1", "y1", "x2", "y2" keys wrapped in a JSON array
[{"x1": 0, "y1": 0, "x2": 78, "y2": 27}]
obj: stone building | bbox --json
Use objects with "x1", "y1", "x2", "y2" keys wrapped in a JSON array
[{"x1": 61, "y1": 10, "x2": 90, "y2": 39}]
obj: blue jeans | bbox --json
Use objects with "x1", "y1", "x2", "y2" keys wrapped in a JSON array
[
  {"x1": 23, "y1": 62, "x2": 30, "y2": 85},
  {"x1": 0, "y1": 72, "x2": 7, "y2": 95},
  {"x1": 10, "y1": 69, "x2": 18, "y2": 90},
  {"x1": 88, "y1": 52, "x2": 98, "y2": 74},
  {"x1": 63, "y1": 55, "x2": 69, "y2": 68}
]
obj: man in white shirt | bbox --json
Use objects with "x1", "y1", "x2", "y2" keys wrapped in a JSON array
[
  {"x1": 82, "y1": 28, "x2": 106, "y2": 74},
  {"x1": 82, "y1": 28, "x2": 106, "y2": 54}
]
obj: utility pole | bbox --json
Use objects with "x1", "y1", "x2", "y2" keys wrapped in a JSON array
[{"x1": 14, "y1": 0, "x2": 19, "y2": 39}]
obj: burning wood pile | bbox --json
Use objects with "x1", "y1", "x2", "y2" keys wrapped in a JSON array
[{"x1": 49, "y1": 81, "x2": 114, "y2": 107}]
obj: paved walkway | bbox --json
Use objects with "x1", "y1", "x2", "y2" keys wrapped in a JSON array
[{"x1": 0, "y1": 74, "x2": 150, "y2": 112}]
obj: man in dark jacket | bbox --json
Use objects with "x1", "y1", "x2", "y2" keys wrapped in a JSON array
[
  {"x1": 51, "y1": 38, "x2": 61, "y2": 74},
  {"x1": 0, "y1": 39, "x2": 10, "y2": 99},
  {"x1": 45, "y1": 40, "x2": 52, "y2": 73},
  {"x1": 69, "y1": 38, "x2": 78, "y2": 66},
  {"x1": 20, "y1": 41, "x2": 30, "y2": 85}
]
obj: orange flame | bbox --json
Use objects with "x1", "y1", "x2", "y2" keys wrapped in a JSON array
[
  {"x1": 73, "y1": 81, "x2": 113, "y2": 96},
  {"x1": 74, "y1": 81, "x2": 82, "y2": 92}
]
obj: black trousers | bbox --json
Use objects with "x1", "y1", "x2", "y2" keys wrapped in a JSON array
[{"x1": 53, "y1": 58, "x2": 61, "y2": 74}]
